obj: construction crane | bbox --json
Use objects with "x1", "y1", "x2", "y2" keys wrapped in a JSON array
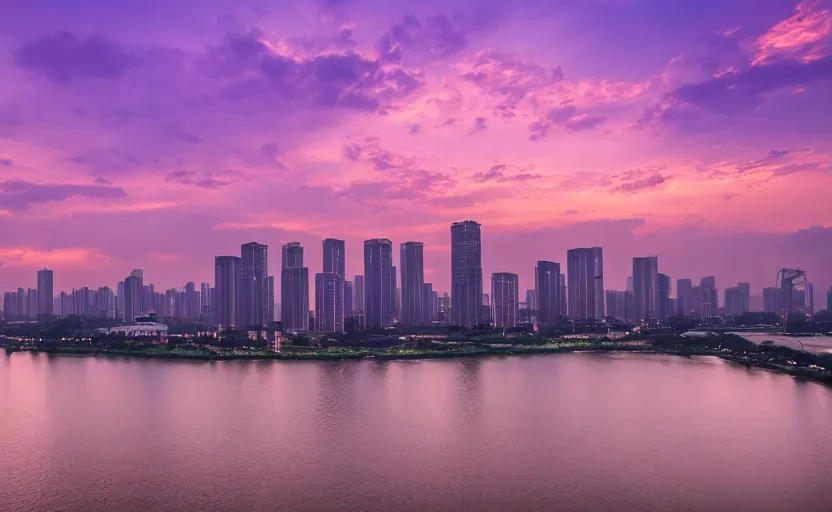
[{"x1": 776, "y1": 267, "x2": 807, "y2": 336}]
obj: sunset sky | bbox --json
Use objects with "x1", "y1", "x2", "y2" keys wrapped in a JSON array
[{"x1": 1, "y1": 0, "x2": 831, "y2": 300}]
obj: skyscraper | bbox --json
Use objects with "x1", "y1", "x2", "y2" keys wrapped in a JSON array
[
  {"x1": 491, "y1": 272, "x2": 519, "y2": 328},
  {"x1": 560, "y1": 273, "x2": 568, "y2": 316},
  {"x1": 422, "y1": 283, "x2": 435, "y2": 323},
  {"x1": 315, "y1": 272, "x2": 344, "y2": 332},
  {"x1": 567, "y1": 247, "x2": 604, "y2": 320},
  {"x1": 657, "y1": 273, "x2": 670, "y2": 320},
  {"x1": 451, "y1": 220, "x2": 483, "y2": 327},
  {"x1": 725, "y1": 282, "x2": 750, "y2": 316},
  {"x1": 700, "y1": 276, "x2": 718, "y2": 318},
  {"x1": 37, "y1": 268, "x2": 53, "y2": 316},
  {"x1": 281, "y1": 242, "x2": 309, "y2": 332},
  {"x1": 826, "y1": 286, "x2": 832, "y2": 312},
  {"x1": 632, "y1": 256, "x2": 658, "y2": 323},
  {"x1": 240, "y1": 242, "x2": 269, "y2": 327},
  {"x1": 364, "y1": 239, "x2": 394, "y2": 329},
  {"x1": 400, "y1": 242, "x2": 425, "y2": 325},
  {"x1": 123, "y1": 274, "x2": 142, "y2": 322},
  {"x1": 268, "y1": 276, "x2": 275, "y2": 324},
  {"x1": 214, "y1": 256, "x2": 241, "y2": 328},
  {"x1": 322, "y1": 239, "x2": 346, "y2": 278},
  {"x1": 535, "y1": 261, "x2": 561, "y2": 324},
  {"x1": 184, "y1": 282, "x2": 198, "y2": 320},
  {"x1": 676, "y1": 278, "x2": 693, "y2": 316},
  {"x1": 344, "y1": 280, "x2": 354, "y2": 318},
  {"x1": 354, "y1": 275, "x2": 365, "y2": 327},
  {"x1": 764, "y1": 287, "x2": 782, "y2": 315}
]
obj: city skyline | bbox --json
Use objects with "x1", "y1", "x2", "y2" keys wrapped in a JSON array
[{"x1": 1, "y1": 0, "x2": 831, "y2": 302}]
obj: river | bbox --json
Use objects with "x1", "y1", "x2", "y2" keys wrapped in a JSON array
[{"x1": 2, "y1": 352, "x2": 831, "y2": 511}]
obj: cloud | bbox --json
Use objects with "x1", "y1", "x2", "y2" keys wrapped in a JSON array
[
  {"x1": 93, "y1": 177, "x2": 113, "y2": 185},
  {"x1": 701, "y1": 149, "x2": 831, "y2": 181},
  {"x1": 529, "y1": 104, "x2": 606, "y2": 139},
  {"x1": 612, "y1": 173, "x2": 670, "y2": 194},
  {"x1": 164, "y1": 169, "x2": 243, "y2": 189},
  {"x1": 469, "y1": 117, "x2": 488, "y2": 134},
  {"x1": 753, "y1": 0, "x2": 832, "y2": 65},
  {"x1": 0, "y1": 180, "x2": 128, "y2": 210},
  {"x1": 472, "y1": 164, "x2": 543, "y2": 183},
  {"x1": 0, "y1": 158, "x2": 12, "y2": 166},
  {"x1": 15, "y1": 32, "x2": 139, "y2": 83},
  {"x1": 377, "y1": 14, "x2": 468, "y2": 62},
  {"x1": 671, "y1": 55, "x2": 832, "y2": 114}
]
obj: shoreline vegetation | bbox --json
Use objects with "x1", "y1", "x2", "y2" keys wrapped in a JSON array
[{"x1": 4, "y1": 335, "x2": 832, "y2": 386}]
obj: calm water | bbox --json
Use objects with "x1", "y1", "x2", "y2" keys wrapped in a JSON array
[{"x1": 2, "y1": 352, "x2": 832, "y2": 512}]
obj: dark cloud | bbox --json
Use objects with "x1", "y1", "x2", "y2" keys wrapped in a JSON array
[
  {"x1": 93, "y1": 177, "x2": 113, "y2": 185},
  {"x1": 408, "y1": 124, "x2": 421, "y2": 134},
  {"x1": 564, "y1": 114, "x2": 606, "y2": 131},
  {"x1": 612, "y1": 173, "x2": 670, "y2": 194},
  {"x1": 0, "y1": 158, "x2": 12, "y2": 166},
  {"x1": 529, "y1": 105, "x2": 606, "y2": 140},
  {"x1": 16, "y1": 32, "x2": 138, "y2": 83},
  {"x1": 469, "y1": 117, "x2": 488, "y2": 134},
  {"x1": 0, "y1": 180, "x2": 128, "y2": 210},
  {"x1": 377, "y1": 14, "x2": 467, "y2": 63},
  {"x1": 71, "y1": 147, "x2": 144, "y2": 174},
  {"x1": 172, "y1": 130, "x2": 204, "y2": 144},
  {"x1": 671, "y1": 56, "x2": 832, "y2": 114},
  {"x1": 472, "y1": 163, "x2": 543, "y2": 183},
  {"x1": 164, "y1": 169, "x2": 243, "y2": 189}
]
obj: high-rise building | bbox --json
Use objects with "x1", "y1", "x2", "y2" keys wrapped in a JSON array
[
  {"x1": 535, "y1": 261, "x2": 561, "y2": 324},
  {"x1": 344, "y1": 280, "x2": 354, "y2": 318},
  {"x1": 240, "y1": 242, "x2": 269, "y2": 327},
  {"x1": 826, "y1": 286, "x2": 832, "y2": 312},
  {"x1": 491, "y1": 272, "x2": 519, "y2": 328},
  {"x1": 214, "y1": 256, "x2": 241, "y2": 329},
  {"x1": 567, "y1": 247, "x2": 604, "y2": 320},
  {"x1": 605, "y1": 290, "x2": 628, "y2": 321},
  {"x1": 281, "y1": 242, "x2": 309, "y2": 333},
  {"x1": 763, "y1": 287, "x2": 782, "y2": 315},
  {"x1": 738, "y1": 282, "x2": 751, "y2": 313},
  {"x1": 657, "y1": 273, "x2": 671, "y2": 320},
  {"x1": 451, "y1": 220, "x2": 483, "y2": 327},
  {"x1": 700, "y1": 276, "x2": 718, "y2": 318},
  {"x1": 391, "y1": 267, "x2": 399, "y2": 323},
  {"x1": 322, "y1": 239, "x2": 346, "y2": 278},
  {"x1": 422, "y1": 283, "x2": 435, "y2": 323},
  {"x1": 315, "y1": 272, "x2": 344, "y2": 332},
  {"x1": 632, "y1": 256, "x2": 658, "y2": 323},
  {"x1": 725, "y1": 286, "x2": 745, "y2": 316},
  {"x1": 37, "y1": 268, "x2": 53, "y2": 316},
  {"x1": 364, "y1": 239, "x2": 394, "y2": 330},
  {"x1": 353, "y1": 275, "x2": 365, "y2": 327},
  {"x1": 123, "y1": 274, "x2": 142, "y2": 322},
  {"x1": 525, "y1": 289, "x2": 537, "y2": 312},
  {"x1": 184, "y1": 282, "x2": 197, "y2": 320},
  {"x1": 676, "y1": 279, "x2": 693, "y2": 316},
  {"x1": 400, "y1": 242, "x2": 425, "y2": 325},
  {"x1": 268, "y1": 276, "x2": 275, "y2": 324},
  {"x1": 560, "y1": 273, "x2": 568, "y2": 316}
]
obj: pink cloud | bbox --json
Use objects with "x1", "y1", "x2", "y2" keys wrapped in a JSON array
[{"x1": 753, "y1": 0, "x2": 832, "y2": 65}]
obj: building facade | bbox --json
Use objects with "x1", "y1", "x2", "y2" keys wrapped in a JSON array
[
  {"x1": 451, "y1": 220, "x2": 483, "y2": 327},
  {"x1": 363, "y1": 239, "x2": 394, "y2": 329},
  {"x1": 400, "y1": 242, "x2": 425, "y2": 325},
  {"x1": 535, "y1": 261, "x2": 561, "y2": 324},
  {"x1": 491, "y1": 272, "x2": 519, "y2": 328},
  {"x1": 567, "y1": 248, "x2": 604, "y2": 320}
]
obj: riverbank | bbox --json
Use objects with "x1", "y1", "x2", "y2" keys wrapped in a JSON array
[{"x1": 5, "y1": 341, "x2": 832, "y2": 386}]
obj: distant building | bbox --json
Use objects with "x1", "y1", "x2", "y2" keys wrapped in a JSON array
[
  {"x1": 214, "y1": 256, "x2": 241, "y2": 329},
  {"x1": 725, "y1": 282, "x2": 751, "y2": 316},
  {"x1": 633, "y1": 256, "x2": 658, "y2": 323},
  {"x1": 364, "y1": 239, "x2": 394, "y2": 329},
  {"x1": 567, "y1": 248, "x2": 604, "y2": 320},
  {"x1": 353, "y1": 275, "x2": 365, "y2": 327},
  {"x1": 560, "y1": 273, "x2": 568, "y2": 316},
  {"x1": 535, "y1": 261, "x2": 561, "y2": 324},
  {"x1": 676, "y1": 279, "x2": 694, "y2": 316},
  {"x1": 657, "y1": 273, "x2": 671, "y2": 320},
  {"x1": 400, "y1": 242, "x2": 425, "y2": 325},
  {"x1": 422, "y1": 283, "x2": 435, "y2": 323},
  {"x1": 281, "y1": 242, "x2": 309, "y2": 333},
  {"x1": 344, "y1": 280, "x2": 354, "y2": 318},
  {"x1": 315, "y1": 272, "x2": 344, "y2": 332},
  {"x1": 826, "y1": 286, "x2": 832, "y2": 312},
  {"x1": 37, "y1": 268, "x2": 53, "y2": 316},
  {"x1": 123, "y1": 274, "x2": 142, "y2": 322},
  {"x1": 605, "y1": 290, "x2": 628, "y2": 321},
  {"x1": 322, "y1": 238, "x2": 346, "y2": 278},
  {"x1": 491, "y1": 272, "x2": 519, "y2": 328},
  {"x1": 241, "y1": 242, "x2": 269, "y2": 327},
  {"x1": 451, "y1": 220, "x2": 483, "y2": 327},
  {"x1": 700, "y1": 276, "x2": 718, "y2": 318}
]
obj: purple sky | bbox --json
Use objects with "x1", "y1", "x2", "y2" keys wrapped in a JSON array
[{"x1": 1, "y1": 0, "x2": 831, "y2": 301}]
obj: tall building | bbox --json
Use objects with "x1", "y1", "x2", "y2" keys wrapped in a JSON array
[
  {"x1": 400, "y1": 242, "x2": 425, "y2": 325},
  {"x1": 567, "y1": 247, "x2": 604, "y2": 320},
  {"x1": 322, "y1": 239, "x2": 346, "y2": 278},
  {"x1": 123, "y1": 274, "x2": 142, "y2": 322},
  {"x1": 364, "y1": 239, "x2": 394, "y2": 329},
  {"x1": 632, "y1": 256, "x2": 658, "y2": 323},
  {"x1": 240, "y1": 242, "x2": 269, "y2": 327},
  {"x1": 354, "y1": 275, "x2": 365, "y2": 327},
  {"x1": 391, "y1": 267, "x2": 399, "y2": 323},
  {"x1": 36, "y1": 268, "x2": 53, "y2": 316},
  {"x1": 315, "y1": 272, "x2": 344, "y2": 332},
  {"x1": 605, "y1": 290, "x2": 628, "y2": 321},
  {"x1": 676, "y1": 279, "x2": 693, "y2": 316},
  {"x1": 826, "y1": 286, "x2": 832, "y2": 312},
  {"x1": 738, "y1": 282, "x2": 751, "y2": 313},
  {"x1": 214, "y1": 256, "x2": 241, "y2": 328},
  {"x1": 491, "y1": 272, "x2": 519, "y2": 328},
  {"x1": 657, "y1": 273, "x2": 671, "y2": 320},
  {"x1": 560, "y1": 273, "x2": 568, "y2": 316},
  {"x1": 725, "y1": 282, "x2": 750, "y2": 316},
  {"x1": 422, "y1": 283, "x2": 435, "y2": 323},
  {"x1": 268, "y1": 276, "x2": 275, "y2": 324},
  {"x1": 344, "y1": 280, "x2": 354, "y2": 318},
  {"x1": 535, "y1": 261, "x2": 561, "y2": 324},
  {"x1": 281, "y1": 242, "x2": 309, "y2": 332},
  {"x1": 700, "y1": 276, "x2": 718, "y2": 318},
  {"x1": 451, "y1": 220, "x2": 483, "y2": 327}
]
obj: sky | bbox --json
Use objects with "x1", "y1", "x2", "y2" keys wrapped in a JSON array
[{"x1": 0, "y1": 0, "x2": 831, "y2": 302}]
